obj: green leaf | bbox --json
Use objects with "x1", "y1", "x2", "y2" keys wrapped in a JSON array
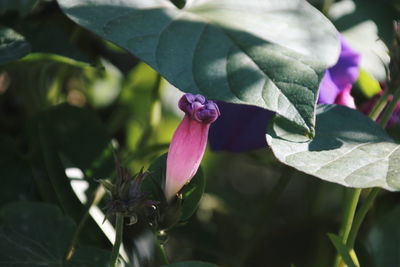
[
  {"x1": 0, "y1": 27, "x2": 30, "y2": 64},
  {"x1": 40, "y1": 103, "x2": 114, "y2": 180},
  {"x1": 327, "y1": 233, "x2": 358, "y2": 267},
  {"x1": 27, "y1": 105, "x2": 112, "y2": 247},
  {"x1": 144, "y1": 153, "x2": 205, "y2": 222},
  {"x1": 162, "y1": 261, "x2": 218, "y2": 267},
  {"x1": 0, "y1": 0, "x2": 39, "y2": 16},
  {"x1": 57, "y1": 0, "x2": 340, "y2": 133},
  {"x1": 23, "y1": 23, "x2": 90, "y2": 63},
  {"x1": 366, "y1": 206, "x2": 400, "y2": 267},
  {"x1": 66, "y1": 247, "x2": 111, "y2": 267},
  {"x1": 266, "y1": 105, "x2": 400, "y2": 191},
  {"x1": 0, "y1": 135, "x2": 37, "y2": 206},
  {"x1": 0, "y1": 201, "x2": 111, "y2": 267}
]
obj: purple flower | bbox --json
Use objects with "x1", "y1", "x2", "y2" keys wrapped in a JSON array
[
  {"x1": 318, "y1": 35, "x2": 361, "y2": 105},
  {"x1": 165, "y1": 93, "x2": 220, "y2": 201},
  {"x1": 209, "y1": 35, "x2": 361, "y2": 152}
]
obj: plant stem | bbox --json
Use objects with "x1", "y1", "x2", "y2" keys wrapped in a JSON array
[
  {"x1": 342, "y1": 87, "x2": 400, "y2": 252},
  {"x1": 379, "y1": 87, "x2": 400, "y2": 127},
  {"x1": 65, "y1": 185, "x2": 106, "y2": 260},
  {"x1": 110, "y1": 213, "x2": 124, "y2": 267},
  {"x1": 346, "y1": 188, "x2": 380, "y2": 249},
  {"x1": 322, "y1": 0, "x2": 334, "y2": 16},
  {"x1": 368, "y1": 89, "x2": 390, "y2": 121},
  {"x1": 333, "y1": 87, "x2": 398, "y2": 266},
  {"x1": 156, "y1": 240, "x2": 170, "y2": 265},
  {"x1": 333, "y1": 188, "x2": 361, "y2": 267},
  {"x1": 338, "y1": 189, "x2": 362, "y2": 243},
  {"x1": 335, "y1": 86, "x2": 400, "y2": 265}
]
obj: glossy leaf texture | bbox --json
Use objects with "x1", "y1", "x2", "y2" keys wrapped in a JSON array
[
  {"x1": 57, "y1": 0, "x2": 340, "y2": 133},
  {"x1": 0, "y1": 27, "x2": 30, "y2": 64},
  {"x1": 0, "y1": 202, "x2": 111, "y2": 267},
  {"x1": 267, "y1": 105, "x2": 400, "y2": 191}
]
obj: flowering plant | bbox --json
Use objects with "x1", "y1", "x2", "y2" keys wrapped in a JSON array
[{"x1": 1, "y1": 1, "x2": 399, "y2": 267}]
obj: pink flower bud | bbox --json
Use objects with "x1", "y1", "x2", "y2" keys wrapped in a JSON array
[{"x1": 165, "y1": 93, "x2": 220, "y2": 201}]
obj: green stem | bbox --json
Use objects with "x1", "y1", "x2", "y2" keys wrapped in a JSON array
[
  {"x1": 346, "y1": 86, "x2": 400, "y2": 247},
  {"x1": 333, "y1": 87, "x2": 398, "y2": 266},
  {"x1": 65, "y1": 185, "x2": 106, "y2": 260},
  {"x1": 379, "y1": 87, "x2": 400, "y2": 127},
  {"x1": 338, "y1": 86, "x2": 400, "y2": 262},
  {"x1": 110, "y1": 213, "x2": 124, "y2": 267},
  {"x1": 333, "y1": 188, "x2": 361, "y2": 267},
  {"x1": 156, "y1": 240, "x2": 170, "y2": 265},
  {"x1": 322, "y1": 0, "x2": 334, "y2": 16},
  {"x1": 338, "y1": 189, "x2": 362, "y2": 243},
  {"x1": 369, "y1": 89, "x2": 390, "y2": 121},
  {"x1": 347, "y1": 188, "x2": 380, "y2": 249}
]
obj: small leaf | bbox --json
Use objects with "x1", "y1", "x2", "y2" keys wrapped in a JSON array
[
  {"x1": 57, "y1": 0, "x2": 340, "y2": 133},
  {"x1": 143, "y1": 153, "x2": 205, "y2": 222},
  {"x1": 267, "y1": 105, "x2": 400, "y2": 191},
  {"x1": 0, "y1": 26, "x2": 30, "y2": 64},
  {"x1": 162, "y1": 261, "x2": 218, "y2": 267},
  {"x1": 327, "y1": 233, "x2": 359, "y2": 267},
  {"x1": 181, "y1": 166, "x2": 205, "y2": 221},
  {"x1": 99, "y1": 179, "x2": 115, "y2": 193}
]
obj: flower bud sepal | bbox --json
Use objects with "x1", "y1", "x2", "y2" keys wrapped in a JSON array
[
  {"x1": 101, "y1": 155, "x2": 158, "y2": 225},
  {"x1": 142, "y1": 153, "x2": 206, "y2": 231}
]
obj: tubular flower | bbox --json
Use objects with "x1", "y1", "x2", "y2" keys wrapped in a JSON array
[{"x1": 165, "y1": 93, "x2": 220, "y2": 201}]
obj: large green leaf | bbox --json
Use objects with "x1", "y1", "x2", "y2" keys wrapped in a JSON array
[
  {"x1": 266, "y1": 105, "x2": 400, "y2": 191},
  {"x1": 0, "y1": 202, "x2": 111, "y2": 267},
  {"x1": 57, "y1": 0, "x2": 340, "y2": 133},
  {"x1": 0, "y1": 27, "x2": 30, "y2": 64}
]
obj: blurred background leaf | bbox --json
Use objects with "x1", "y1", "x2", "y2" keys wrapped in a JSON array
[
  {"x1": 0, "y1": 26, "x2": 30, "y2": 64},
  {"x1": 0, "y1": 201, "x2": 111, "y2": 267}
]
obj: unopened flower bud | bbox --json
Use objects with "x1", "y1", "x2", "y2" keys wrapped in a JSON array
[{"x1": 165, "y1": 93, "x2": 220, "y2": 201}]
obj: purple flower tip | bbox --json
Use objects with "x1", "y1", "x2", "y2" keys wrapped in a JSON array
[{"x1": 178, "y1": 93, "x2": 220, "y2": 124}]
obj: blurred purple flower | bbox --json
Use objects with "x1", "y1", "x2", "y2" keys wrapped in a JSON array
[
  {"x1": 165, "y1": 93, "x2": 220, "y2": 201},
  {"x1": 209, "y1": 35, "x2": 361, "y2": 152},
  {"x1": 318, "y1": 35, "x2": 360, "y2": 105}
]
